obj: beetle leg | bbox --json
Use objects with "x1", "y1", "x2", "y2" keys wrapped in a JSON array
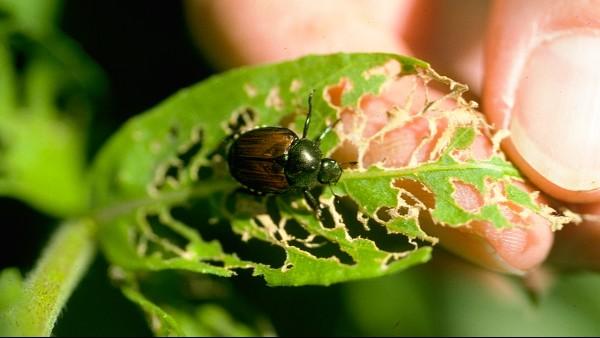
[{"x1": 303, "y1": 189, "x2": 324, "y2": 220}]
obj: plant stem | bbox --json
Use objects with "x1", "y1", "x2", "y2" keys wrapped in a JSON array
[{"x1": 3, "y1": 218, "x2": 96, "y2": 336}]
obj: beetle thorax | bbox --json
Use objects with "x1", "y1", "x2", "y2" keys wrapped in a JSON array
[{"x1": 285, "y1": 138, "x2": 322, "y2": 188}]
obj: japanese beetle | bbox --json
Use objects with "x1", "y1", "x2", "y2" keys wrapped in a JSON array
[{"x1": 227, "y1": 91, "x2": 342, "y2": 217}]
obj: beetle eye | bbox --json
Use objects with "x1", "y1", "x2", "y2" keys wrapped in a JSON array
[{"x1": 318, "y1": 159, "x2": 342, "y2": 184}]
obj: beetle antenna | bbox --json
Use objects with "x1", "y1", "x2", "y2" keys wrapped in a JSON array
[
  {"x1": 315, "y1": 118, "x2": 341, "y2": 144},
  {"x1": 302, "y1": 90, "x2": 315, "y2": 139}
]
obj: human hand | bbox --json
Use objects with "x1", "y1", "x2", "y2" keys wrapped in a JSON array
[{"x1": 184, "y1": 0, "x2": 600, "y2": 274}]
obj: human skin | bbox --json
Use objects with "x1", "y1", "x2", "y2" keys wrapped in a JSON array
[{"x1": 184, "y1": 0, "x2": 600, "y2": 274}]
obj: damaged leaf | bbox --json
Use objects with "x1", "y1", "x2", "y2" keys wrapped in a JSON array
[{"x1": 91, "y1": 53, "x2": 574, "y2": 292}]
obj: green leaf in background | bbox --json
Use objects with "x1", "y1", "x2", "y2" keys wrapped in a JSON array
[
  {"x1": 114, "y1": 267, "x2": 273, "y2": 337},
  {"x1": 0, "y1": 0, "x2": 104, "y2": 216},
  {"x1": 0, "y1": 1, "x2": 104, "y2": 335},
  {"x1": 0, "y1": 0, "x2": 61, "y2": 37},
  {"x1": 344, "y1": 255, "x2": 600, "y2": 336},
  {"x1": 122, "y1": 286, "x2": 267, "y2": 337}
]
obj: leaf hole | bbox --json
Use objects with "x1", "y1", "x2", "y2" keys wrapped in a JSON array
[
  {"x1": 227, "y1": 107, "x2": 257, "y2": 135},
  {"x1": 319, "y1": 205, "x2": 336, "y2": 229},
  {"x1": 335, "y1": 196, "x2": 414, "y2": 253},
  {"x1": 396, "y1": 206, "x2": 410, "y2": 216},
  {"x1": 172, "y1": 198, "x2": 286, "y2": 269},
  {"x1": 376, "y1": 207, "x2": 392, "y2": 222},
  {"x1": 225, "y1": 189, "x2": 268, "y2": 217},
  {"x1": 177, "y1": 128, "x2": 204, "y2": 168},
  {"x1": 324, "y1": 77, "x2": 352, "y2": 108},
  {"x1": 265, "y1": 196, "x2": 281, "y2": 225},
  {"x1": 145, "y1": 214, "x2": 188, "y2": 250},
  {"x1": 164, "y1": 163, "x2": 180, "y2": 183},
  {"x1": 237, "y1": 238, "x2": 286, "y2": 269},
  {"x1": 416, "y1": 206, "x2": 436, "y2": 235},
  {"x1": 197, "y1": 165, "x2": 214, "y2": 180},
  {"x1": 451, "y1": 180, "x2": 483, "y2": 212},
  {"x1": 290, "y1": 236, "x2": 355, "y2": 265},
  {"x1": 278, "y1": 111, "x2": 300, "y2": 130},
  {"x1": 203, "y1": 259, "x2": 226, "y2": 268},
  {"x1": 283, "y1": 218, "x2": 310, "y2": 240},
  {"x1": 394, "y1": 178, "x2": 435, "y2": 209},
  {"x1": 331, "y1": 140, "x2": 359, "y2": 170}
]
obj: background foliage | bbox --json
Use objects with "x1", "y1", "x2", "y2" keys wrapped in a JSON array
[{"x1": 1, "y1": 1, "x2": 600, "y2": 336}]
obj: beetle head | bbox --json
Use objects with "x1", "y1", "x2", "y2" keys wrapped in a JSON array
[{"x1": 318, "y1": 158, "x2": 342, "y2": 185}]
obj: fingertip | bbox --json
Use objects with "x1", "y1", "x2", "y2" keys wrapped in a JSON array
[
  {"x1": 425, "y1": 219, "x2": 553, "y2": 275},
  {"x1": 483, "y1": 0, "x2": 600, "y2": 203},
  {"x1": 485, "y1": 219, "x2": 554, "y2": 271}
]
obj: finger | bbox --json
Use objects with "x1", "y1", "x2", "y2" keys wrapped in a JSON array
[
  {"x1": 186, "y1": 0, "x2": 490, "y2": 95},
  {"x1": 483, "y1": 0, "x2": 600, "y2": 203},
  {"x1": 550, "y1": 202, "x2": 600, "y2": 270},
  {"x1": 405, "y1": 0, "x2": 491, "y2": 96},
  {"x1": 328, "y1": 74, "x2": 554, "y2": 274},
  {"x1": 184, "y1": 0, "x2": 413, "y2": 68},
  {"x1": 422, "y1": 219, "x2": 553, "y2": 274}
]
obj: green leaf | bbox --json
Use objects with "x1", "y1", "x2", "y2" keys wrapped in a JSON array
[
  {"x1": 91, "y1": 53, "x2": 572, "y2": 292},
  {"x1": 0, "y1": 0, "x2": 62, "y2": 37},
  {"x1": 118, "y1": 271, "x2": 271, "y2": 337},
  {"x1": 121, "y1": 286, "x2": 185, "y2": 337},
  {"x1": 0, "y1": 22, "x2": 103, "y2": 216}
]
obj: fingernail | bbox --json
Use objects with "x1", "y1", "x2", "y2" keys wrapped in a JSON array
[{"x1": 511, "y1": 34, "x2": 600, "y2": 191}]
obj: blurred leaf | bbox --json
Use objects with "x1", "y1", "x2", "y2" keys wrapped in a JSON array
[
  {"x1": 0, "y1": 22, "x2": 104, "y2": 216},
  {"x1": 0, "y1": 0, "x2": 62, "y2": 36},
  {"x1": 121, "y1": 286, "x2": 185, "y2": 337},
  {"x1": 121, "y1": 281, "x2": 268, "y2": 337},
  {"x1": 345, "y1": 261, "x2": 600, "y2": 336},
  {"x1": 343, "y1": 267, "x2": 435, "y2": 336}
]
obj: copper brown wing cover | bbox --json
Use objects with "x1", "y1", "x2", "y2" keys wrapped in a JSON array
[{"x1": 228, "y1": 127, "x2": 298, "y2": 193}]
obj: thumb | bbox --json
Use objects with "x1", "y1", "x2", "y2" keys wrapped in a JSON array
[{"x1": 483, "y1": 0, "x2": 600, "y2": 203}]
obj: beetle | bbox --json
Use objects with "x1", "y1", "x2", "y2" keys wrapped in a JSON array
[{"x1": 227, "y1": 90, "x2": 342, "y2": 218}]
